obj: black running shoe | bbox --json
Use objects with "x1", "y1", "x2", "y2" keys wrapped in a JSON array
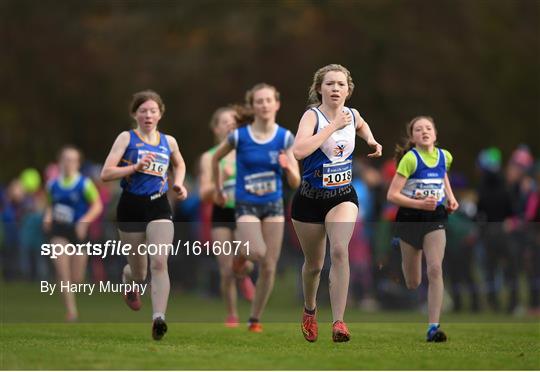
[
  {"x1": 152, "y1": 317, "x2": 168, "y2": 341},
  {"x1": 426, "y1": 324, "x2": 447, "y2": 342}
]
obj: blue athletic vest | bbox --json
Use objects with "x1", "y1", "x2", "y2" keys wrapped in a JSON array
[
  {"x1": 231, "y1": 125, "x2": 291, "y2": 204},
  {"x1": 48, "y1": 175, "x2": 90, "y2": 224},
  {"x1": 120, "y1": 130, "x2": 171, "y2": 196},
  {"x1": 401, "y1": 148, "x2": 447, "y2": 206},
  {"x1": 302, "y1": 107, "x2": 356, "y2": 189}
]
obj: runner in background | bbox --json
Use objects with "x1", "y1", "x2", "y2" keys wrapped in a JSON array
[
  {"x1": 198, "y1": 105, "x2": 255, "y2": 327},
  {"x1": 101, "y1": 90, "x2": 187, "y2": 340},
  {"x1": 43, "y1": 145, "x2": 103, "y2": 321},
  {"x1": 212, "y1": 83, "x2": 301, "y2": 333}
]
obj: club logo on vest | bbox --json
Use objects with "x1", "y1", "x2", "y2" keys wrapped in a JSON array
[
  {"x1": 269, "y1": 151, "x2": 279, "y2": 164},
  {"x1": 333, "y1": 142, "x2": 347, "y2": 157}
]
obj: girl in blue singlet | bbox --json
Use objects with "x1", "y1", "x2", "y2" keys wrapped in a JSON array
[
  {"x1": 212, "y1": 83, "x2": 301, "y2": 333},
  {"x1": 291, "y1": 64, "x2": 382, "y2": 342},
  {"x1": 387, "y1": 116, "x2": 459, "y2": 342},
  {"x1": 101, "y1": 90, "x2": 187, "y2": 340},
  {"x1": 43, "y1": 145, "x2": 103, "y2": 321}
]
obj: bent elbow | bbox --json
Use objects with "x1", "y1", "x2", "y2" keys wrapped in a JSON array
[
  {"x1": 100, "y1": 169, "x2": 111, "y2": 182},
  {"x1": 292, "y1": 147, "x2": 305, "y2": 161}
]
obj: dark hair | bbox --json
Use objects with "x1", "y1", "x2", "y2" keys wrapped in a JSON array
[
  {"x1": 57, "y1": 144, "x2": 83, "y2": 163},
  {"x1": 209, "y1": 104, "x2": 254, "y2": 131},
  {"x1": 209, "y1": 107, "x2": 236, "y2": 130},
  {"x1": 394, "y1": 116, "x2": 436, "y2": 162},
  {"x1": 232, "y1": 103, "x2": 254, "y2": 127},
  {"x1": 130, "y1": 90, "x2": 165, "y2": 115}
]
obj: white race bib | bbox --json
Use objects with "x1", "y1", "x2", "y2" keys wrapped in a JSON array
[
  {"x1": 413, "y1": 182, "x2": 444, "y2": 201},
  {"x1": 53, "y1": 204, "x2": 75, "y2": 224},
  {"x1": 137, "y1": 150, "x2": 169, "y2": 177},
  {"x1": 244, "y1": 171, "x2": 277, "y2": 195},
  {"x1": 322, "y1": 160, "x2": 352, "y2": 188}
]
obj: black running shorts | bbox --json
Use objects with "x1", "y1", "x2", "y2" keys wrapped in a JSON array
[
  {"x1": 117, "y1": 191, "x2": 172, "y2": 232},
  {"x1": 49, "y1": 223, "x2": 80, "y2": 243},
  {"x1": 211, "y1": 205, "x2": 236, "y2": 229},
  {"x1": 395, "y1": 205, "x2": 448, "y2": 250},
  {"x1": 291, "y1": 181, "x2": 359, "y2": 224}
]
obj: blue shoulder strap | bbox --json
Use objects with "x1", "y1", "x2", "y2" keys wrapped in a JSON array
[
  {"x1": 309, "y1": 108, "x2": 319, "y2": 135},
  {"x1": 411, "y1": 148, "x2": 423, "y2": 167},
  {"x1": 438, "y1": 148, "x2": 446, "y2": 170}
]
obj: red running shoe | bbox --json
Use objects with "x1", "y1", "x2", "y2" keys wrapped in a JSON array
[
  {"x1": 238, "y1": 276, "x2": 255, "y2": 302},
  {"x1": 301, "y1": 309, "x2": 318, "y2": 342},
  {"x1": 248, "y1": 322, "x2": 263, "y2": 333},
  {"x1": 65, "y1": 312, "x2": 78, "y2": 323},
  {"x1": 225, "y1": 315, "x2": 239, "y2": 328},
  {"x1": 332, "y1": 320, "x2": 350, "y2": 342},
  {"x1": 123, "y1": 289, "x2": 142, "y2": 311}
]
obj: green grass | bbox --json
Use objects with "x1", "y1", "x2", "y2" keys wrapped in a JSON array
[
  {"x1": 1, "y1": 271, "x2": 533, "y2": 324},
  {"x1": 1, "y1": 277, "x2": 539, "y2": 370},
  {"x1": 1, "y1": 323, "x2": 539, "y2": 370}
]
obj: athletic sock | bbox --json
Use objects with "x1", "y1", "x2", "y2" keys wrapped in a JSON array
[
  {"x1": 153, "y1": 312, "x2": 165, "y2": 321},
  {"x1": 428, "y1": 323, "x2": 439, "y2": 332},
  {"x1": 248, "y1": 317, "x2": 259, "y2": 324},
  {"x1": 304, "y1": 307, "x2": 316, "y2": 315}
]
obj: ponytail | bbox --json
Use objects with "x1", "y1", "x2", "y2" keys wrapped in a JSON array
[
  {"x1": 394, "y1": 116, "x2": 436, "y2": 162},
  {"x1": 394, "y1": 140, "x2": 415, "y2": 163},
  {"x1": 231, "y1": 104, "x2": 254, "y2": 127}
]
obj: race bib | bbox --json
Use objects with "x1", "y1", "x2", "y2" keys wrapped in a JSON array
[
  {"x1": 53, "y1": 204, "x2": 75, "y2": 224},
  {"x1": 323, "y1": 160, "x2": 352, "y2": 188},
  {"x1": 137, "y1": 150, "x2": 169, "y2": 177},
  {"x1": 244, "y1": 171, "x2": 277, "y2": 195},
  {"x1": 223, "y1": 179, "x2": 236, "y2": 202},
  {"x1": 413, "y1": 182, "x2": 444, "y2": 201}
]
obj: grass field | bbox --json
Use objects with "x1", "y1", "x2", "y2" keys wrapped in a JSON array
[
  {"x1": 2, "y1": 322, "x2": 539, "y2": 370},
  {"x1": 1, "y1": 277, "x2": 539, "y2": 370}
]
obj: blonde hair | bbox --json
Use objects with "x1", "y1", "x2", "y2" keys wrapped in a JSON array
[
  {"x1": 308, "y1": 64, "x2": 355, "y2": 107},
  {"x1": 394, "y1": 116, "x2": 437, "y2": 162}
]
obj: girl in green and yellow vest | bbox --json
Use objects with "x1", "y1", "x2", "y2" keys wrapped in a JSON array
[
  {"x1": 199, "y1": 106, "x2": 255, "y2": 327},
  {"x1": 387, "y1": 116, "x2": 458, "y2": 342}
]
